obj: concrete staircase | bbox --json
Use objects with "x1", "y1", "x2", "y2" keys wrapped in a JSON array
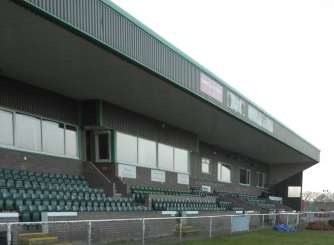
[
  {"x1": 18, "y1": 232, "x2": 71, "y2": 245},
  {"x1": 175, "y1": 224, "x2": 199, "y2": 236}
]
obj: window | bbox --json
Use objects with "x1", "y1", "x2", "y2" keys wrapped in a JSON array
[
  {"x1": 116, "y1": 132, "x2": 137, "y2": 165},
  {"x1": 15, "y1": 114, "x2": 42, "y2": 151},
  {"x1": 42, "y1": 120, "x2": 65, "y2": 155},
  {"x1": 95, "y1": 132, "x2": 110, "y2": 162},
  {"x1": 174, "y1": 148, "x2": 188, "y2": 173},
  {"x1": 138, "y1": 138, "x2": 156, "y2": 167},
  {"x1": 202, "y1": 158, "x2": 210, "y2": 174},
  {"x1": 114, "y1": 131, "x2": 189, "y2": 173},
  {"x1": 240, "y1": 168, "x2": 250, "y2": 185},
  {"x1": 218, "y1": 162, "x2": 231, "y2": 183},
  {"x1": 248, "y1": 106, "x2": 274, "y2": 133},
  {"x1": 65, "y1": 125, "x2": 78, "y2": 157},
  {"x1": 256, "y1": 172, "x2": 265, "y2": 188},
  {"x1": 0, "y1": 110, "x2": 13, "y2": 146},
  {"x1": 0, "y1": 109, "x2": 78, "y2": 158},
  {"x1": 228, "y1": 91, "x2": 245, "y2": 115},
  {"x1": 158, "y1": 143, "x2": 173, "y2": 170},
  {"x1": 288, "y1": 186, "x2": 302, "y2": 198}
]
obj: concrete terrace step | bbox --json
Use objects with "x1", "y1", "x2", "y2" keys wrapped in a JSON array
[{"x1": 175, "y1": 224, "x2": 200, "y2": 236}]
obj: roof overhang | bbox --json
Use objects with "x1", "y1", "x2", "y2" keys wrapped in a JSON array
[{"x1": 0, "y1": 0, "x2": 319, "y2": 166}]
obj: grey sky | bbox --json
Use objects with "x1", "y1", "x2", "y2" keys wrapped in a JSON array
[{"x1": 111, "y1": 0, "x2": 334, "y2": 192}]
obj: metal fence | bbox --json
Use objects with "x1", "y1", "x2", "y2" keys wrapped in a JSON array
[{"x1": 1, "y1": 211, "x2": 334, "y2": 245}]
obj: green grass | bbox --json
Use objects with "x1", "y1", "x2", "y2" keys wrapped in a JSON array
[{"x1": 178, "y1": 230, "x2": 334, "y2": 245}]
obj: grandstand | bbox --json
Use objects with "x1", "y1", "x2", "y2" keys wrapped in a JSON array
[{"x1": 0, "y1": 0, "x2": 319, "y2": 234}]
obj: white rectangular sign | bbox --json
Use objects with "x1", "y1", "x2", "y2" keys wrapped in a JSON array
[
  {"x1": 118, "y1": 164, "x2": 136, "y2": 179},
  {"x1": 288, "y1": 186, "x2": 302, "y2": 198},
  {"x1": 200, "y1": 73, "x2": 223, "y2": 103},
  {"x1": 151, "y1": 169, "x2": 165, "y2": 183},
  {"x1": 201, "y1": 185, "x2": 211, "y2": 193},
  {"x1": 177, "y1": 173, "x2": 189, "y2": 185}
]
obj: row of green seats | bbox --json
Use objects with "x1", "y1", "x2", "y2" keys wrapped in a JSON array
[
  {"x1": 153, "y1": 202, "x2": 224, "y2": 212},
  {"x1": 1, "y1": 194, "x2": 107, "y2": 203},
  {"x1": 2, "y1": 198, "x2": 136, "y2": 213},
  {"x1": 152, "y1": 201, "x2": 217, "y2": 211},
  {"x1": 0, "y1": 199, "x2": 134, "y2": 210},
  {"x1": 0, "y1": 179, "x2": 88, "y2": 189},
  {"x1": 217, "y1": 201, "x2": 232, "y2": 210},
  {"x1": 152, "y1": 197, "x2": 216, "y2": 205},
  {"x1": 18, "y1": 204, "x2": 151, "y2": 222},
  {"x1": 1, "y1": 188, "x2": 106, "y2": 200},
  {"x1": 1, "y1": 185, "x2": 103, "y2": 195},
  {"x1": 0, "y1": 168, "x2": 84, "y2": 180},
  {"x1": 0, "y1": 174, "x2": 88, "y2": 185},
  {"x1": 1, "y1": 195, "x2": 134, "y2": 211},
  {"x1": 131, "y1": 185, "x2": 191, "y2": 196}
]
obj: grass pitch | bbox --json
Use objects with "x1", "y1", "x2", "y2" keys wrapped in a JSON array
[{"x1": 178, "y1": 229, "x2": 334, "y2": 245}]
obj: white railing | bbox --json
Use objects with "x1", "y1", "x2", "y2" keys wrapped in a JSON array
[{"x1": 1, "y1": 211, "x2": 333, "y2": 245}]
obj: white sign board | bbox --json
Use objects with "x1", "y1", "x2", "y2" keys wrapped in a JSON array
[
  {"x1": 201, "y1": 185, "x2": 211, "y2": 193},
  {"x1": 288, "y1": 186, "x2": 302, "y2": 198},
  {"x1": 118, "y1": 164, "x2": 136, "y2": 179},
  {"x1": 200, "y1": 73, "x2": 223, "y2": 103},
  {"x1": 151, "y1": 169, "x2": 165, "y2": 183},
  {"x1": 177, "y1": 173, "x2": 189, "y2": 185}
]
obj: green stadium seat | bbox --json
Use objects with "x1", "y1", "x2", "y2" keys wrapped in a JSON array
[
  {"x1": 37, "y1": 205, "x2": 47, "y2": 212},
  {"x1": 6, "y1": 180, "x2": 15, "y2": 188},
  {"x1": 5, "y1": 199, "x2": 14, "y2": 210},
  {"x1": 0, "y1": 199, "x2": 4, "y2": 210},
  {"x1": 0, "y1": 179, "x2": 6, "y2": 188},
  {"x1": 20, "y1": 212, "x2": 31, "y2": 222}
]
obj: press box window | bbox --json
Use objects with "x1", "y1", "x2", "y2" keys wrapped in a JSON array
[
  {"x1": 42, "y1": 120, "x2": 65, "y2": 155},
  {"x1": 138, "y1": 137, "x2": 157, "y2": 167},
  {"x1": 65, "y1": 125, "x2": 78, "y2": 158},
  {"x1": 202, "y1": 158, "x2": 210, "y2": 174},
  {"x1": 0, "y1": 109, "x2": 14, "y2": 146},
  {"x1": 218, "y1": 162, "x2": 231, "y2": 183},
  {"x1": 116, "y1": 132, "x2": 138, "y2": 165},
  {"x1": 174, "y1": 148, "x2": 188, "y2": 173},
  {"x1": 240, "y1": 168, "x2": 250, "y2": 185},
  {"x1": 15, "y1": 114, "x2": 42, "y2": 151},
  {"x1": 158, "y1": 143, "x2": 174, "y2": 170}
]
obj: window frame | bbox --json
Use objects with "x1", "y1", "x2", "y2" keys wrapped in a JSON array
[
  {"x1": 42, "y1": 119, "x2": 65, "y2": 156},
  {"x1": 217, "y1": 162, "x2": 232, "y2": 183},
  {"x1": 0, "y1": 108, "x2": 14, "y2": 146},
  {"x1": 115, "y1": 131, "x2": 138, "y2": 166},
  {"x1": 114, "y1": 131, "x2": 190, "y2": 174},
  {"x1": 201, "y1": 158, "x2": 210, "y2": 174},
  {"x1": 138, "y1": 137, "x2": 157, "y2": 168},
  {"x1": 239, "y1": 168, "x2": 251, "y2": 186},
  {"x1": 256, "y1": 171, "x2": 265, "y2": 188},
  {"x1": 173, "y1": 147, "x2": 189, "y2": 174},
  {"x1": 95, "y1": 130, "x2": 111, "y2": 163},
  {"x1": 0, "y1": 106, "x2": 79, "y2": 160},
  {"x1": 157, "y1": 142, "x2": 174, "y2": 171}
]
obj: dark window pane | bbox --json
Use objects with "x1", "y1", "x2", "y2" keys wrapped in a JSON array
[
  {"x1": 240, "y1": 169, "x2": 249, "y2": 185},
  {"x1": 98, "y1": 133, "x2": 109, "y2": 160}
]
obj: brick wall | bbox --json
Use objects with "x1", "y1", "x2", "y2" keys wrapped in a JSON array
[{"x1": 0, "y1": 148, "x2": 83, "y2": 176}]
